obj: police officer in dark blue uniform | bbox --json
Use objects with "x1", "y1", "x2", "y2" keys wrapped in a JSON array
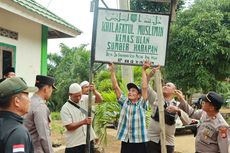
[{"x1": 0, "y1": 77, "x2": 37, "y2": 153}]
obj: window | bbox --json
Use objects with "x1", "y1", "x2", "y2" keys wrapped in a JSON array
[
  {"x1": 0, "y1": 27, "x2": 18, "y2": 40},
  {"x1": 0, "y1": 43, "x2": 15, "y2": 78}
]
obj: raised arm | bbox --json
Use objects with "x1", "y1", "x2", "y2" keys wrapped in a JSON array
[
  {"x1": 108, "y1": 63, "x2": 122, "y2": 98},
  {"x1": 146, "y1": 65, "x2": 160, "y2": 105},
  {"x1": 90, "y1": 84, "x2": 103, "y2": 103},
  {"x1": 142, "y1": 61, "x2": 151, "y2": 101},
  {"x1": 147, "y1": 64, "x2": 160, "y2": 83},
  {"x1": 175, "y1": 90, "x2": 202, "y2": 120}
]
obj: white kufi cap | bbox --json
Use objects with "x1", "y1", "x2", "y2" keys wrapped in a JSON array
[
  {"x1": 80, "y1": 81, "x2": 89, "y2": 88},
  {"x1": 69, "y1": 83, "x2": 82, "y2": 94}
]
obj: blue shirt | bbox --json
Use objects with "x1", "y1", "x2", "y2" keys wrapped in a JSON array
[{"x1": 117, "y1": 93, "x2": 148, "y2": 143}]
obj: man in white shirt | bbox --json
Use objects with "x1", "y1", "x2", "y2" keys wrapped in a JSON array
[{"x1": 60, "y1": 83, "x2": 96, "y2": 153}]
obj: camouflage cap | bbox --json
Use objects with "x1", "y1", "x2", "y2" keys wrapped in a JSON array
[{"x1": 0, "y1": 77, "x2": 38, "y2": 99}]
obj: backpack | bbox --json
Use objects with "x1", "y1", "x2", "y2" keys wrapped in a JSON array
[{"x1": 151, "y1": 101, "x2": 177, "y2": 125}]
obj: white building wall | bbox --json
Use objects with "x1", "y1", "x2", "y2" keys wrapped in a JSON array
[{"x1": 0, "y1": 9, "x2": 41, "y2": 86}]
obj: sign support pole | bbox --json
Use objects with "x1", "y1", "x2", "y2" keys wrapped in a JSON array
[
  {"x1": 86, "y1": 0, "x2": 99, "y2": 152},
  {"x1": 154, "y1": 70, "x2": 167, "y2": 153}
]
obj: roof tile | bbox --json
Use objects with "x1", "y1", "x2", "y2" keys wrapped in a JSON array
[{"x1": 12, "y1": 0, "x2": 82, "y2": 33}]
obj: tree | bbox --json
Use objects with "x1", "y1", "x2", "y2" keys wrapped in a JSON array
[
  {"x1": 47, "y1": 43, "x2": 91, "y2": 111},
  {"x1": 130, "y1": 0, "x2": 185, "y2": 13},
  {"x1": 165, "y1": 0, "x2": 230, "y2": 93}
]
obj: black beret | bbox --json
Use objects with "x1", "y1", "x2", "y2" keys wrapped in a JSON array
[{"x1": 35, "y1": 75, "x2": 56, "y2": 89}]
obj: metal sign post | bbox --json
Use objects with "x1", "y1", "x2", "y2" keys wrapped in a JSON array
[{"x1": 86, "y1": 0, "x2": 99, "y2": 152}]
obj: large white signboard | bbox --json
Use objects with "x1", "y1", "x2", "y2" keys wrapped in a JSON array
[{"x1": 95, "y1": 8, "x2": 169, "y2": 66}]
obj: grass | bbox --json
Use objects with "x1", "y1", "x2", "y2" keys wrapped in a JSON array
[{"x1": 51, "y1": 112, "x2": 65, "y2": 147}]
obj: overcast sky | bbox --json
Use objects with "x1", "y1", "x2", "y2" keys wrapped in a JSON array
[
  {"x1": 36, "y1": 0, "x2": 193, "y2": 54},
  {"x1": 36, "y1": 0, "x2": 118, "y2": 53}
]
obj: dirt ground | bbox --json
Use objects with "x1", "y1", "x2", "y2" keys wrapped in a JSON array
[
  {"x1": 53, "y1": 128, "x2": 196, "y2": 153},
  {"x1": 53, "y1": 108, "x2": 230, "y2": 153},
  {"x1": 103, "y1": 128, "x2": 196, "y2": 153}
]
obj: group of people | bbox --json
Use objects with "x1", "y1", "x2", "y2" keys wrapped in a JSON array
[
  {"x1": 108, "y1": 61, "x2": 229, "y2": 153},
  {"x1": 0, "y1": 66, "x2": 57, "y2": 153},
  {"x1": 0, "y1": 63, "x2": 229, "y2": 153},
  {"x1": 0, "y1": 66, "x2": 103, "y2": 153}
]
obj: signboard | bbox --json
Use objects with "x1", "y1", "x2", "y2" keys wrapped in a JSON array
[{"x1": 95, "y1": 8, "x2": 169, "y2": 66}]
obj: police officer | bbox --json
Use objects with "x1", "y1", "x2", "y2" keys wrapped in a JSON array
[
  {"x1": 24, "y1": 75, "x2": 56, "y2": 153},
  {"x1": 0, "y1": 77, "x2": 38, "y2": 153},
  {"x1": 178, "y1": 91, "x2": 230, "y2": 153}
]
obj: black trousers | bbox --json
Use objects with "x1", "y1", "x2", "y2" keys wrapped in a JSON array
[
  {"x1": 65, "y1": 141, "x2": 95, "y2": 153},
  {"x1": 146, "y1": 141, "x2": 174, "y2": 153},
  {"x1": 121, "y1": 141, "x2": 147, "y2": 153}
]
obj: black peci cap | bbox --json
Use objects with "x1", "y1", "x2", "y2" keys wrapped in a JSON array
[
  {"x1": 127, "y1": 83, "x2": 142, "y2": 94},
  {"x1": 3, "y1": 66, "x2": 15, "y2": 75},
  {"x1": 35, "y1": 75, "x2": 56, "y2": 89},
  {"x1": 201, "y1": 91, "x2": 224, "y2": 110}
]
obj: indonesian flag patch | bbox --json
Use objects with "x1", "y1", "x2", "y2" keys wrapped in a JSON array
[{"x1": 13, "y1": 144, "x2": 25, "y2": 152}]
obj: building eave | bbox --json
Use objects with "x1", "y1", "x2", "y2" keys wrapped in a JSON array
[{"x1": 0, "y1": 0, "x2": 82, "y2": 38}]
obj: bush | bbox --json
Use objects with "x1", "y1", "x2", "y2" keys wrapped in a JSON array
[{"x1": 51, "y1": 112, "x2": 61, "y2": 120}]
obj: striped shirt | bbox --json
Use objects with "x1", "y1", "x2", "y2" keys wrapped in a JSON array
[{"x1": 117, "y1": 93, "x2": 148, "y2": 143}]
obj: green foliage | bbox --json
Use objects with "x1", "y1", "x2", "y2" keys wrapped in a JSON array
[
  {"x1": 94, "y1": 91, "x2": 121, "y2": 145},
  {"x1": 145, "y1": 107, "x2": 152, "y2": 128},
  {"x1": 51, "y1": 114, "x2": 65, "y2": 140},
  {"x1": 95, "y1": 65, "x2": 122, "y2": 91},
  {"x1": 51, "y1": 112, "x2": 61, "y2": 120},
  {"x1": 133, "y1": 66, "x2": 142, "y2": 85},
  {"x1": 51, "y1": 120, "x2": 65, "y2": 135},
  {"x1": 130, "y1": 0, "x2": 185, "y2": 13},
  {"x1": 95, "y1": 70, "x2": 113, "y2": 92},
  {"x1": 166, "y1": 0, "x2": 230, "y2": 93},
  {"x1": 216, "y1": 81, "x2": 230, "y2": 100}
]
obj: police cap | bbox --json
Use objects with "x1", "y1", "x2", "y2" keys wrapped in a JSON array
[{"x1": 201, "y1": 91, "x2": 224, "y2": 110}]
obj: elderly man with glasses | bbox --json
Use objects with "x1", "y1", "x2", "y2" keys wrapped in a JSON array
[{"x1": 146, "y1": 67, "x2": 190, "y2": 153}]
